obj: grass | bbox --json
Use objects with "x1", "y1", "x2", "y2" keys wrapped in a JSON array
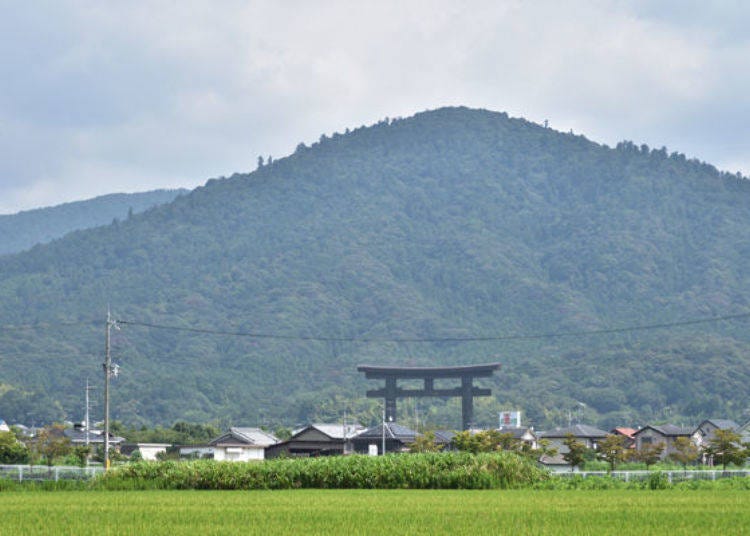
[
  {"x1": 0, "y1": 489, "x2": 749, "y2": 535},
  {"x1": 99, "y1": 452, "x2": 547, "y2": 489}
]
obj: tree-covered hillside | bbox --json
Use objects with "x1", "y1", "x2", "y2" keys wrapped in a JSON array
[
  {"x1": 0, "y1": 189, "x2": 187, "y2": 256},
  {"x1": 0, "y1": 107, "x2": 748, "y2": 430}
]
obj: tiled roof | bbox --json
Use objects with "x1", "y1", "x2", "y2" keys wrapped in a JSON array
[
  {"x1": 307, "y1": 423, "x2": 365, "y2": 439},
  {"x1": 354, "y1": 422, "x2": 419, "y2": 442},
  {"x1": 611, "y1": 427, "x2": 637, "y2": 438},
  {"x1": 539, "y1": 424, "x2": 608, "y2": 438},
  {"x1": 433, "y1": 430, "x2": 455, "y2": 443},
  {"x1": 210, "y1": 427, "x2": 279, "y2": 447},
  {"x1": 703, "y1": 419, "x2": 739, "y2": 431},
  {"x1": 63, "y1": 428, "x2": 125, "y2": 444},
  {"x1": 636, "y1": 424, "x2": 693, "y2": 437},
  {"x1": 497, "y1": 426, "x2": 536, "y2": 439}
]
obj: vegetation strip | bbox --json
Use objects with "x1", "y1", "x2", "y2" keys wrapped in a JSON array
[{"x1": 99, "y1": 452, "x2": 547, "y2": 490}]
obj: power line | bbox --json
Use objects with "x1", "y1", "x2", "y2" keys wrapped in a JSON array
[
  {"x1": 0, "y1": 320, "x2": 98, "y2": 332},
  {"x1": 115, "y1": 311, "x2": 750, "y2": 343}
]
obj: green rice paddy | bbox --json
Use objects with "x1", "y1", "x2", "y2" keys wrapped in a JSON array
[{"x1": 1, "y1": 489, "x2": 748, "y2": 535}]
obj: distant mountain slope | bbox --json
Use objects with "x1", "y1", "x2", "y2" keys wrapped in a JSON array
[
  {"x1": 0, "y1": 189, "x2": 187, "y2": 256},
  {"x1": 0, "y1": 107, "x2": 748, "y2": 430}
]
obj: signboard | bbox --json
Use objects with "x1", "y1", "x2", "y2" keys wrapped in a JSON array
[{"x1": 499, "y1": 411, "x2": 521, "y2": 428}]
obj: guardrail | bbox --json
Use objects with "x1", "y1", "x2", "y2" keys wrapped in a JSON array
[
  {"x1": 552, "y1": 469, "x2": 749, "y2": 482},
  {"x1": 0, "y1": 465, "x2": 104, "y2": 482}
]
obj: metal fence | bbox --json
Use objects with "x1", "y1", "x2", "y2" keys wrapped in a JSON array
[
  {"x1": 552, "y1": 469, "x2": 749, "y2": 483},
  {"x1": 0, "y1": 465, "x2": 104, "y2": 482}
]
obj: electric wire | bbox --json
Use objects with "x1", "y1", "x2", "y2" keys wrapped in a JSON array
[{"x1": 114, "y1": 311, "x2": 750, "y2": 343}]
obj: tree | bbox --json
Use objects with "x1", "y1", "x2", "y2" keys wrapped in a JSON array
[
  {"x1": 705, "y1": 429, "x2": 747, "y2": 470},
  {"x1": 631, "y1": 442, "x2": 665, "y2": 468},
  {"x1": 72, "y1": 445, "x2": 91, "y2": 467},
  {"x1": 668, "y1": 437, "x2": 699, "y2": 469},
  {"x1": 597, "y1": 434, "x2": 626, "y2": 472},
  {"x1": 31, "y1": 425, "x2": 72, "y2": 467},
  {"x1": 0, "y1": 431, "x2": 29, "y2": 464},
  {"x1": 562, "y1": 434, "x2": 587, "y2": 472},
  {"x1": 409, "y1": 431, "x2": 444, "y2": 453}
]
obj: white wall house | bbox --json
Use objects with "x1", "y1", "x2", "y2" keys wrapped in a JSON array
[{"x1": 209, "y1": 427, "x2": 279, "y2": 461}]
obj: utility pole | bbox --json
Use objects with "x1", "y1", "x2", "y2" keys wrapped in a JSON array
[
  {"x1": 103, "y1": 310, "x2": 115, "y2": 471},
  {"x1": 84, "y1": 378, "x2": 96, "y2": 466},
  {"x1": 381, "y1": 408, "x2": 386, "y2": 456}
]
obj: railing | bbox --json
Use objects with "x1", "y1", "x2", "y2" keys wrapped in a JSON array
[
  {"x1": 0, "y1": 465, "x2": 104, "y2": 482},
  {"x1": 552, "y1": 469, "x2": 749, "y2": 482}
]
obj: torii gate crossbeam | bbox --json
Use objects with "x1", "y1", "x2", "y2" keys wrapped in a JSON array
[{"x1": 357, "y1": 362, "x2": 501, "y2": 430}]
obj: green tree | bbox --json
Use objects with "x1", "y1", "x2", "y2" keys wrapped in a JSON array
[
  {"x1": 0, "y1": 431, "x2": 29, "y2": 464},
  {"x1": 31, "y1": 425, "x2": 72, "y2": 467},
  {"x1": 562, "y1": 434, "x2": 587, "y2": 472},
  {"x1": 631, "y1": 442, "x2": 665, "y2": 468},
  {"x1": 71, "y1": 445, "x2": 91, "y2": 467},
  {"x1": 409, "y1": 431, "x2": 444, "y2": 453},
  {"x1": 669, "y1": 436, "x2": 700, "y2": 469},
  {"x1": 597, "y1": 434, "x2": 626, "y2": 472},
  {"x1": 705, "y1": 429, "x2": 747, "y2": 470}
]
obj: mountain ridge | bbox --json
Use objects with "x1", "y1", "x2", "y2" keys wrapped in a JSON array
[
  {"x1": 0, "y1": 189, "x2": 188, "y2": 256},
  {"x1": 0, "y1": 107, "x2": 748, "y2": 429}
]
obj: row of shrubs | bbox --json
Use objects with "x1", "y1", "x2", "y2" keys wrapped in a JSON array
[
  {"x1": 99, "y1": 451, "x2": 548, "y2": 490},
  {"x1": 536, "y1": 473, "x2": 750, "y2": 491}
]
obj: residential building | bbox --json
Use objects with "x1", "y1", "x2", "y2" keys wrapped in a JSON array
[
  {"x1": 265, "y1": 423, "x2": 365, "y2": 458},
  {"x1": 120, "y1": 443, "x2": 170, "y2": 461},
  {"x1": 497, "y1": 426, "x2": 538, "y2": 449},
  {"x1": 208, "y1": 427, "x2": 279, "y2": 461},
  {"x1": 632, "y1": 424, "x2": 694, "y2": 460},
  {"x1": 351, "y1": 422, "x2": 419, "y2": 455},
  {"x1": 692, "y1": 419, "x2": 740, "y2": 449},
  {"x1": 610, "y1": 427, "x2": 637, "y2": 449},
  {"x1": 538, "y1": 424, "x2": 608, "y2": 451}
]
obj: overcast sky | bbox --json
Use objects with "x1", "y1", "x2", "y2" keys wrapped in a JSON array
[{"x1": 1, "y1": 1, "x2": 749, "y2": 214}]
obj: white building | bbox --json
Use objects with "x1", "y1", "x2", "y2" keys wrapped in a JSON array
[{"x1": 208, "y1": 427, "x2": 279, "y2": 461}]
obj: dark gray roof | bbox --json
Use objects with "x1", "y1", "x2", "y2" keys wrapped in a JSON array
[
  {"x1": 433, "y1": 430, "x2": 455, "y2": 443},
  {"x1": 354, "y1": 422, "x2": 419, "y2": 442},
  {"x1": 700, "y1": 419, "x2": 739, "y2": 431},
  {"x1": 63, "y1": 428, "x2": 125, "y2": 444},
  {"x1": 636, "y1": 424, "x2": 693, "y2": 437},
  {"x1": 539, "y1": 424, "x2": 608, "y2": 439},
  {"x1": 497, "y1": 426, "x2": 536, "y2": 440}
]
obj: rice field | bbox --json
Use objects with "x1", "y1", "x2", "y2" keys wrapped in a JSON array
[{"x1": 1, "y1": 489, "x2": 749, "y2": 535}]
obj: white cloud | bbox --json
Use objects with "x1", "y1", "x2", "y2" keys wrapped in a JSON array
[{"x1": 1, "y1": 1, "x2": 749, "y2": 213}]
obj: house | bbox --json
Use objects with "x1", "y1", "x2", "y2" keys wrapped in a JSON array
[
  {"x1": 632, "y1": 424, "x2": 694, "y2": 460},
  {"x1": 0, "y1": 419, "x2": 9, "y2": 433},
  {"x1": 119, "y1": 443, "x2": 171, "y2": 461},
  {"x1": 433, "y1": 430, "x2": 456, "y2": 449},
  {"x1": 538, "y1": 424, "x2": 608, "y2": 451},
  {"x1": 497, "y1": 426, "x2": 538, "y2": 449},
  {"x1": 63, "y1": 424, "x2": 125, "y2": 450},
  {"x1": 208, "y1": 427, "x2": 279, "y2": 461},
  {"x1": 178, "y1": 445, "x2": 214, "y2": 459},
  {"x1": 692, "y1": 419, "x2": 740, "y2": 449},
  {"x1": 265, "y1": 423, "x2": 365, "y2": 459},
  {"x1": 537, "y1": 424, "x2": 608, "y2": 468},
  {"x1": 610, "y1": 427, "x2": 637, "y2": 449},
  {"x1": 351, "y1": 422, "x2": 419, "y2": 455},
  {"x1": 740, "y1": 420, "x2": 750, "y2": 445}
]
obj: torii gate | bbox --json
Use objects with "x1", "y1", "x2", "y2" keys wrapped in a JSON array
[{"x1": 357, "y1": 362, "x2": 501, "y2": 430}]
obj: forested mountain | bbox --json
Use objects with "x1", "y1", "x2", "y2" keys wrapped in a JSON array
[
  {"x1": 0, "y1": 107, "x2": 749, "y2": 430},
  {"x1": 0, "y1": 189, "x2": 187, "y2": 256}
]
